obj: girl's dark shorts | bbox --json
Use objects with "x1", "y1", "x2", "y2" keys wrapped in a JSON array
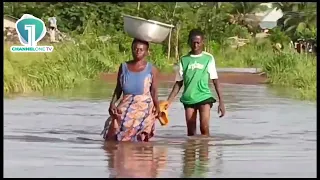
[{"x1": 183, "y1": 97, "x2": 216, "y2": 109}]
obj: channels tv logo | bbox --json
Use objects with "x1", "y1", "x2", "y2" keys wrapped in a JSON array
[{"x1": 10, "y1": 14, "x2": 54, "y2": 53}]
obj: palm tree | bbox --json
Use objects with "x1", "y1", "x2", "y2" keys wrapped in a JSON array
[
  {"x1": 228, "y1": 2, "x2": 268, "y2": 23},
  {"x1": 227, "y1": 2, "x2": 269, "y2": 36}
]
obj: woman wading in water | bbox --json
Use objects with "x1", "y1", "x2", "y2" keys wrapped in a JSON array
[{"x1": 102, "y1": 39, "x2": 160, "y2": 142}]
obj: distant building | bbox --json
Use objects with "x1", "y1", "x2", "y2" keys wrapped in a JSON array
[
  {"x1": 4, "y1": 15, "x2": 18, "y2": 30},
  {"x1": 259, "y1": 8, "x2": 283, "y2": 29},
  {"x1": 254, "y1": 3, "x2": 284, "y2": 30}
]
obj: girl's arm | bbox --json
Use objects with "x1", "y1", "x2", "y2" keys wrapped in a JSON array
[
  {"x1": 212, "y1": 79, "x2": 224, "y2": 104},
  {"x1": 208, "y1": 57, "x2": 225, "y2": 117},
  {"x1": 212, "y1": 79, "x2": 225, "y2": 117},
  {"x1": 167, "y1": 81, "x2": 183, "y2": 103},
  {"x1": 167, "y1": 62, "x2": 183, "y2": 104}
]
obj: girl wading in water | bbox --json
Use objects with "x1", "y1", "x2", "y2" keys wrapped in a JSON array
[
  {"x1": 166, "y1": 29, "x2": 226, "y2": 136},
  {"x1": 102, "y1": 39, "x2": 160, "y2": 142}
]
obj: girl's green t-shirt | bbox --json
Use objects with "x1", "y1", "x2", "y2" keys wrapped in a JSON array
[{"x1": 175, "y1": 52, "x2": 218, "y2": 105}]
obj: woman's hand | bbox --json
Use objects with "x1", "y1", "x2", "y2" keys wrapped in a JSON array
[
  {"x1": 108, "y1": 103, "x2": 121, "y2": 117},
  {"x1": 153, "y1": 105, "x2": 160, "y2": 118}
]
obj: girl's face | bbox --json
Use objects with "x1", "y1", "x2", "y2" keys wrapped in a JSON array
[{"x1": 189, "y1": 35, "x2": 204, "y2": 53}]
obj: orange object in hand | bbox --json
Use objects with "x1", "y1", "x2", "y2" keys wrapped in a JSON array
[{"x1": 158, "y1": 101, "x2": 169, "y2": 126}]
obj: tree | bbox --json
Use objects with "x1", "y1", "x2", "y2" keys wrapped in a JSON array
[{"x1": 275, "y1": 2, "x2": 317, "y2": 40}]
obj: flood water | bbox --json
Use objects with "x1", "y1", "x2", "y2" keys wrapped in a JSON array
[{"x1": 4, "y1": 82, "x2": 317, "y2": 178}]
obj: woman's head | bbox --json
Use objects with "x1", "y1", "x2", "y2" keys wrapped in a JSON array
[
  {"x1": 188, "y1": 29, "x2": 204, "y2": 55},
  {"x1": 131, "y1": 39, "x2": 149, "y2": 61}
]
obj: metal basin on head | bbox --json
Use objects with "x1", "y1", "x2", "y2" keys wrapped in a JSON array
[{"x1": 123, "y1": 14, "x2": 174, "y2": 44}]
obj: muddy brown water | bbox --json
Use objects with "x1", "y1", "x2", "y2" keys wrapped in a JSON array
[{"x1": 4, "y1": 81, "x2": 316, "y2": 178}]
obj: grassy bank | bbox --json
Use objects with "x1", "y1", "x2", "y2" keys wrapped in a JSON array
[
  {"x1": 212, "y1": 39, "x2": 316, "y2": 101},
  {"x1": 4, "y1": 34, "x2": 174, "y2": 94},
  {"x1": 4, "y1": 36, "x2": 316, "y2": 101},
  {"x1": 261, "y1": 51, "x2": 316, "y2": 101}
]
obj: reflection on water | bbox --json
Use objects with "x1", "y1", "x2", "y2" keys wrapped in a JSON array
[
  {"x1": 4, "y1": 82, "x2": 317, "y2": 178},
  {"x1": 103, "y1": 142, "x2": 168, "y2": 178},
  {"x1": 101, "y1": 138, "x2": 222, "y2": 178},
  {"x1": 181, "y1": 139, "x2": 212, "y2": 178}
]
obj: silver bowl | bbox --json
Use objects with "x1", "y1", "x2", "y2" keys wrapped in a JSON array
[{"x1": 123, "y1": 14, "x2": 174, "y2": 44}]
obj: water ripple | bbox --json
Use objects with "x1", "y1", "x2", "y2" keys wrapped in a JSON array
[{"x1": 4, "y1": 83, "x2": 316, "y2": 178}]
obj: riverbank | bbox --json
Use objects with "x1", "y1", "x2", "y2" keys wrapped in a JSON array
[
  {"x1": 4, "y1": 39, "x2": 316, "y2": 101},
  {"x1": 100, "y1": 71, "x2": 267, "y2": 85}
]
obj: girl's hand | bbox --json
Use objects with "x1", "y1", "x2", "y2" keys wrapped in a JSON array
[{"x1": 218, "y1": 102, "x2": 226, "y2": 118}]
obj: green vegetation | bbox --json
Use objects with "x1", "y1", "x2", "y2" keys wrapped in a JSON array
[
  {"x1": 263, "y1": 52, "x2": 316, "y2": 101},
  {"x1": 4, "y1": 2, "x2": 317, "y2": 101},
  {"x1": 4, "y1": 35, "x2": 173, "y2": 94}
]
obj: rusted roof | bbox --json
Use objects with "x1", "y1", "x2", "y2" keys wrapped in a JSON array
[{"x1": 4, "y1": 15, "x2": 18, "y2": 22}]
